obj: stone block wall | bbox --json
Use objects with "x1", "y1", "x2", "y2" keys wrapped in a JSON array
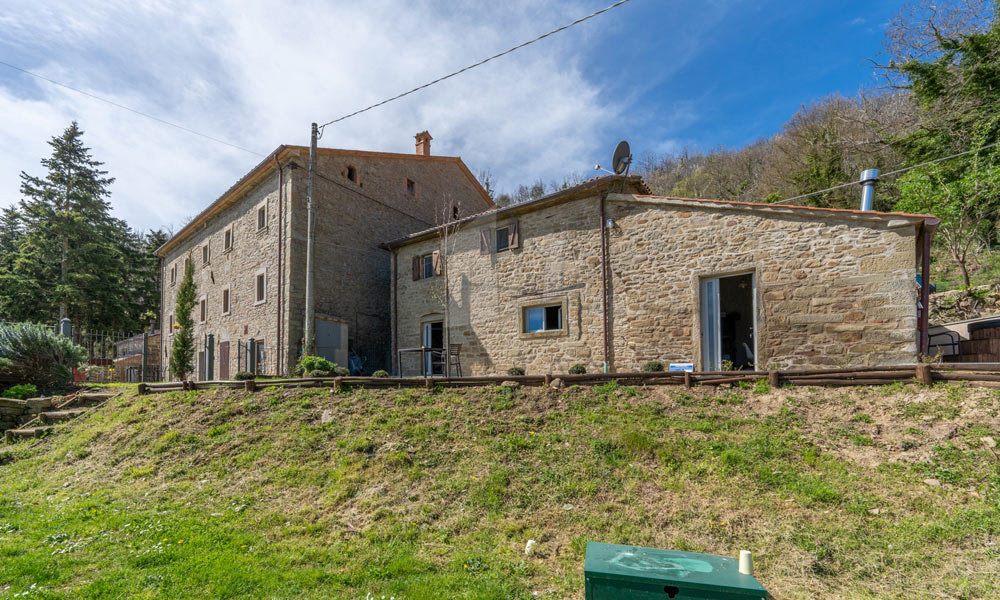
[
  {"x1": 392, "y1": 193, "x2": 922, "y2": 375},
  {"x1": 0, "y1": 397, "x2": 54, "y2": 433}
]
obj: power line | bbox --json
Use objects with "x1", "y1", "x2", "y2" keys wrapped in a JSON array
[
  {"x1": 773, "y1": 139, "x2": 1000, "y2": 205},
  {"x1": 317, "y1": 0, "x2": 634, "y2": 133},
  {"x1": 0, "y1": 59, "x2": 266, "y2": 157}
]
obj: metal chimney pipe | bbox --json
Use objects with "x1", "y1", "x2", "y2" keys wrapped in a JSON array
[{"x1": 860, "y1": 168, "x2": 879, "y2": 211}]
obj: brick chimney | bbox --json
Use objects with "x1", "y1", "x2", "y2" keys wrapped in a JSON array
[{"x1": 415, "y1": 131, "x2": 432, "y2": 156}]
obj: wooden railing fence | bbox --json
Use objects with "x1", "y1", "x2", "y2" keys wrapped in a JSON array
[{"x1": 136, "y1": 363, "x2": 1000, "y2": 395}]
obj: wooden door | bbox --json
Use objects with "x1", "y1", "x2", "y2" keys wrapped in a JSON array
[{"x1": 218, "y1": 341, "x2": 230, "y2": 380}]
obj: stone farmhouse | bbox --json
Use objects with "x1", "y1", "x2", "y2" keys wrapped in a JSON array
[
  {"x1": 386, "y1": 175, "x2": 939, "y2": 375},
  {"x1": 156, "y1": 132, "x2": 492, "y2": 379}
]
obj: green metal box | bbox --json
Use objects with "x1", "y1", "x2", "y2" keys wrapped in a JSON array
[{"x1": 584, "y1": 542, "x2": 767, "y2": 600}]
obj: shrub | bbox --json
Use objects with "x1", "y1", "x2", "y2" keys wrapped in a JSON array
[
  {"x1": 233, "y1": 371, "x2": 254, "y2": 381},
  {"x1": 298, "y1": 355, "x2": 336, "y2": 376},
  {"x1": 642, "y1": 361, "x2": 664, "y2": 372},
  {"x1": 2, "y1": 383, "x2": 38, "y2": 400},
  {"x1": 372, "y1": 370, "x2": 389, "y2": 378},
  {"x1": 307, "y1": 370, "x2": 330, "y2": 378},
  {"x1": 0, "y1": 323, "x2": 86, "y2": 389},
  {"x1": 333, "y1": 365, "x2": 349, "y2": 377},
  {"x1": 507, "y1": 367, "x2": 525, "y2": 376},
  {"x1": 569, "y1": 364, "x2": 586, "y2": 374}
]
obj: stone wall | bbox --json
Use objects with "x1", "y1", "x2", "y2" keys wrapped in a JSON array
[
  {"x1": 0, "y1": 397, "x2": 54, "y2": 433},
  {"x1": 161, "y1": 166, "x2": 289, "y2": 380},
  {"x1": 392, "y1": 193, "x2": 922, "y2": 375}
]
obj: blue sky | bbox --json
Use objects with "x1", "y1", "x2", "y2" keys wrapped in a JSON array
[{"x1": 0, "y1": 1, "x2": 908, "y2": 232}]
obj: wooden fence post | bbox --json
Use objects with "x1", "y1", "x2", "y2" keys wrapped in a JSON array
[
  {"x1": 683, "y1": 371, "x2": 692, "y2": 388},
  {"x1": 244, "y1": 379, "x2": 256, "y2": 392},
  {"x1": 768, "y1": 371, "x2": 780, "y2": 389},
  {"x1": 916, "y1": 364, "x2": 933, "y2": 386},
  {"x1": 425, "y1": 377, "x2": 432, "y2": 390},
  {"x1": 137, "y1": 383, "x2": 147, "y2": 395}
]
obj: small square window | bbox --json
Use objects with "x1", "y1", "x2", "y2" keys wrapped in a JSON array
[
  {"x1": 222, "y1": 288, "x2": 231, "y2": 315},
  {"x1": 202, "y1": 244, "x2": 210, "y2": 266},
  {"x1": 170, "y1": 265, "x2": 176, "y2": 285},
  {"x1": 169, "y1": 313, "x2": 174, "y2": 333},
  {"x1": 423, "y1": 254, "x2": 434, "y2": 279},
  {"x1": 347, "y1": 165, "x2": 357, "y2": 183},
  {"x1": 495, "y1": 226, "x2": 510, "y2": 253},
  {"x1": 257, "y1": 204, "x2": 267, "y2": 230},
  {"x1": 406, "y1": 178, "x2": 416, "y2": 196},
  {"x1": 452, "y1": 205, "x2": 459, "y2": 220},
  {"x1": 524, "y1": 304, "x2": 562, "y2": 333},
  {"x1": 224, "y1": 228, "x2": 233, "y2": 252},
  {"x1": 199, "y1": 297, "x2": 207, "y2": 323}
]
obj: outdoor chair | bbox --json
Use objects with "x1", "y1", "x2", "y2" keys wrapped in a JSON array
[{"x1": 448, "y1": 343, "x2": 462, "y2": 377}]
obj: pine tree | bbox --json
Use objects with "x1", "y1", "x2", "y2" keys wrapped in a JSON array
[
  {"x1": 169, "y1": 256, "x2": 197, "y2": 380},
  {"x1": 6, "y1": 122, "x2": 133, "y2": 331}
]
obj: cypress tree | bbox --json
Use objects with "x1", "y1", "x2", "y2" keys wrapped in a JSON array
[{"x1": 169, "y1": 256, "x2": 197, "y2": 380}]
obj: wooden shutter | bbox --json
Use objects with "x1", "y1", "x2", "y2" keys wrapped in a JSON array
[
  {"x1": 412, "y1": 255, "x2": 421, "y2": 281},
  {"x1": 479, "y1": 228, "x2": 491, "y2": 254},
  {"x1": 432, "y1": 250, "x2": 441, "y2": 276},
  {"x1": 508, "y1": 219, "x2": 520, "y2": 249}
]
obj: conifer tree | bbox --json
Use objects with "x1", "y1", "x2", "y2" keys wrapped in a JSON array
[
  {"x1": 169, "y1": 256, "x2": 197, "y2": 380},
  {"x1": 3, "y1": 122, "x2": 132, "y2": 330}
]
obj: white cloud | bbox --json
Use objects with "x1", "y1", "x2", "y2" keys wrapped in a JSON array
[{"x1": 0, "y1": 1, "x2": 707, "y2": 231}]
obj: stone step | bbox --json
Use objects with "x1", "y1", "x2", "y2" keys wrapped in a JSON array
[
  {"x1": 4, "y1": 426, "x2": 53, "y2": 443},
  {"x1": 38, "y1": 408, "x2": 88, "y2": 424}
]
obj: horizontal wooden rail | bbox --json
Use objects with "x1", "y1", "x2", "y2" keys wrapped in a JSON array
[{"x1": 135, "y1": 363, "x2": 1000, "y2": 395}]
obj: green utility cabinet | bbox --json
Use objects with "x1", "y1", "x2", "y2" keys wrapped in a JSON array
[{"x1": 584, "y1": 542, "x2": 767, "y2": 600}]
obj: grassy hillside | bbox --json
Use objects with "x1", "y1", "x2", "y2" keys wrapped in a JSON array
[{"x1": 1, "y1": 381, "x2": 998, "y2": 599}]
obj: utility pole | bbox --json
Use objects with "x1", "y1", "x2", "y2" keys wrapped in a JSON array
[{"x1": 304, "y1": 123, "x2": 317, "y2": 354}]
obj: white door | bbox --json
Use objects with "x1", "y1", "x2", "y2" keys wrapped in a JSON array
[{"x1": 701, "y1": 273, "x2": 757, "y2": 371}]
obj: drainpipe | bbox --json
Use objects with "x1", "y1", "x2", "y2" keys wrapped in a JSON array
[
  {"x1": 919, "y1": 220, "x2": 939, "y2": 356},
  {"x1": 392, "y1": 251, "x2": 399, "y2": 375},
  {"x1": 859, "y1": 168, "x2": 879, "y2": 211},
  {"x1": 273, "y1": 152, "x2": 284, "y2": 375},
  {"x1": 600, "y1": 191, "x2": 610, "y2": 373}
]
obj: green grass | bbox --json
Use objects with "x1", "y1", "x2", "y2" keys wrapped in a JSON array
[{"x1": 0, "y1": 384, "x2": 998, "y2": 599}]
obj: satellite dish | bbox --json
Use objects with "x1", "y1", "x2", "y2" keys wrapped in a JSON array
[{"x1": 612, "y1": 140, "x2": 632, "y2": 174}]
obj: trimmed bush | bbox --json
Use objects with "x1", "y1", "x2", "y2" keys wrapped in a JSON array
[
  {"x1": 372, "y1": 370, "x2": 389, "y2": 378},
  {"x1": 642, "y1": 361, "x2": 664, "y2": 372},
  {"x1": 0, "y1": 323, "x2": 86, "y2": 389},
  {"x1": 298, "y1": 355, "x2": 336, "y2": 375},
  {"x1": 507, "y1": 367, "x2": 526, "y2": 376},
  {"x1": 307, "y1": 370, "x2": 330, "y2": 378},
  {"x1": 233, "y1": 371, "x2": 254, "y2": 381},
  {"x1": 2, "y1": 383, "x2": 38, "y2": 400},
  {"x1": 333, "y1": 366, "x2": 349, "y2": 377},
  {"x1": 569, "y1": 364, "x2": 586, "y2": 374}
]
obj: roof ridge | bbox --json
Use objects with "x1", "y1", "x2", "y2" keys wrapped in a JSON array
[{"x1": 630, "y1": 194, "x2": 936, "y2": 219}]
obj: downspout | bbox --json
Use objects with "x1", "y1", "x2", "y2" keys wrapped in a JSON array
[
  {"x1": 600, "y1": 191, "x2": 610, "y2": 373},
  {"x1": 273, "y1": 153, "x2": 284, "y2": 374},
  {"x1": 392, "y1": 251, "x2": 399, "y2": 375},
  {"x1": 919, "y1": 219, "x2": 938, "y2": 356}
]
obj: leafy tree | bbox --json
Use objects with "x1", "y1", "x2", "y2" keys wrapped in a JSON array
[
  {"x1": 897, "y1": 142, "x2": 1000, "y2": 287},
  {"x1": 169, "y1": 256, "x2": 197, "y2": 380}
]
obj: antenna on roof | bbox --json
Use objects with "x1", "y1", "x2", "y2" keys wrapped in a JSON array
[{"x1": 612, "y1": 140, "x2": 632, "y2": 192}]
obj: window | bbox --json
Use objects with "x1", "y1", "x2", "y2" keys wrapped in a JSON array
[
  {"x1": 495, "y1": 226, "x2": 510, "y2": 253},
  {"x1": 169, "y1": 313, "x2": 174, "y2": 334},
  {"x1": 347, "y1": 165, "x2": 357, "y2": 183},
  {"x1": 256, "y1": 203, "x2": 267, "y2": 231},
  {"x1": 452, "y1": 205, "x2": 459, "y2": 220},
  {"x1": 524, "y1": 304, "x2": 563, "y2": 334},
  {"x1": 199, "y1": 296, "x2": 207, "y2": 323},
  {"x1": 423, "y1": 254, "x2": 434, "y2": 279},
  {"x1": 480, "y1": 220, "x2": 519, "y2": 255},
  {"x1": 223, "y1": 227, "x2": 233, "y2": 252},
  {"x1": 254, "y1": 269, "x2": 266, "y2": 304},
  {"x1": 222, "y1": 288, "x2": 231, "y2": 315},
  {"x1": 170, "y1": 264, "x2": 176, "y2": 285},
  {"x1": 202, "y1": 243, "x2": 210, "y2": 266},
  {"x1": 406, "y1": 178, "x2": 416, "y2": 196},
  {"x1": 413, "y1": 251, "x2": 440, "y2": 280}
]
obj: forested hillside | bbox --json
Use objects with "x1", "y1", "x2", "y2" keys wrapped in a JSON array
[{"x1": 633, "y1": 1, "x2": 1000, "y2": 291}]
